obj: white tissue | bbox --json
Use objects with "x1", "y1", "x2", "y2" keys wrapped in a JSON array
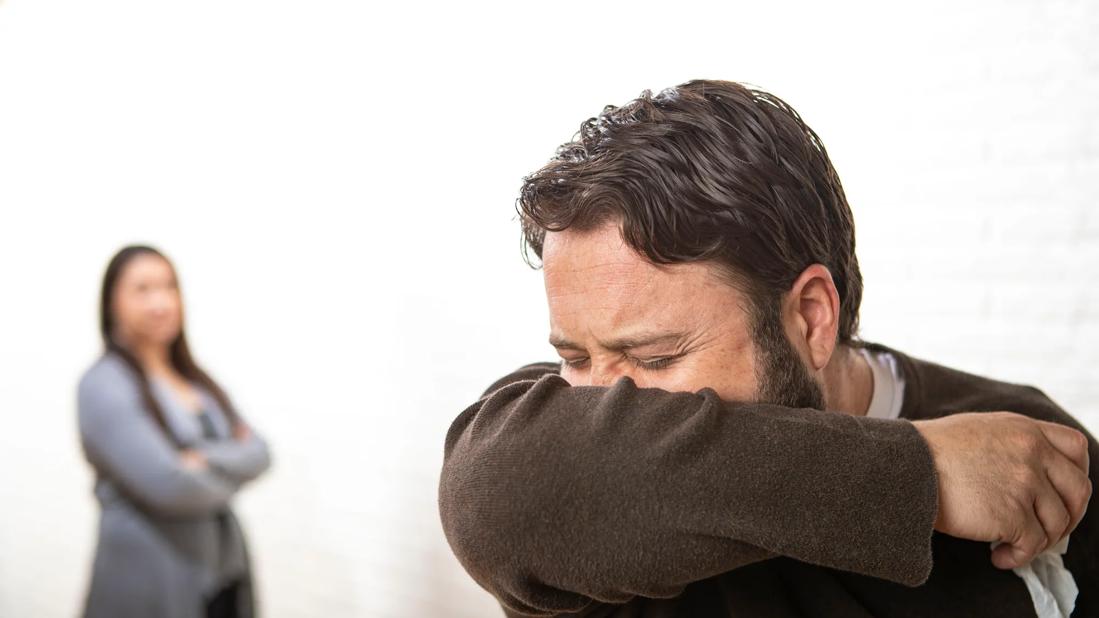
[{"x1": 1007, "y1": 536, "x2": 1078, "y2": 618}]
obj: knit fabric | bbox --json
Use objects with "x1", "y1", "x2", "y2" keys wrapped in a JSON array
[{"x1": 439, "y1": 343, "x2": 1098, "y2": 617}]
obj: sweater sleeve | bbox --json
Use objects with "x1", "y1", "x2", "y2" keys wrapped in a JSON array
[
  {"x1": 195, "y1": 394, "x2": 273, "y2": 485},
  {"x1": 198, "y1": 431, "x2": 272, "y2": 485},
  {"x1": 438, "y1": 363, "x2": 940, "y2": 616},
  {"x1": 77, "y1": 362, "x2": 238, "y2": 518}
]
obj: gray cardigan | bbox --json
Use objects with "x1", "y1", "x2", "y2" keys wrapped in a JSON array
[{"x1": 77, "y1": 352, "x2": 272, "y2": 618}]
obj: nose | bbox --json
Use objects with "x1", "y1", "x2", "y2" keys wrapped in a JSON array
[
  {"x1": 149, "y1": 290, "x2": 172, "y2": 311},
  {"x1": 590, "y1": 366, "x2": 627, "y2": 388},
  {"x1": 147, "y1": 288, "x2": 177, "y2": 316}
]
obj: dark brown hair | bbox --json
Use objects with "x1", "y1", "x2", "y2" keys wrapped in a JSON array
[
  {"x1": 100, "y1": 245, "x2": 241, "y2": 446},
  {"x1": 518, "y1": 79, "x2": 863, "y2": 343}
]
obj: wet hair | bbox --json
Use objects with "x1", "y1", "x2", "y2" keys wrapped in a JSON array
[
  {"x1": 518, "y1": 79, "x2": 863, "y2": 344},
  {"x1": 99, "y1": 245, "x2": 241, "y2": 446}
]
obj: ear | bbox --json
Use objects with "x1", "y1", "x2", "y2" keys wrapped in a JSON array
[{"x1": 782, "y1": 264, "x2": 841, "y2": 371}]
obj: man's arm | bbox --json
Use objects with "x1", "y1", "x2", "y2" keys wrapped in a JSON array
[{"x1": 439, "y1": 363, "x2": 939, "y2": 616}]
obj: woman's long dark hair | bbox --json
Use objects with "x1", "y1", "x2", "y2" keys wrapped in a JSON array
[{"x1": 100, "y1": 245, "x2": 242, "y2": 446}]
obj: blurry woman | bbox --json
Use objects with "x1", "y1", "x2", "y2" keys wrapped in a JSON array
[{"x1": 77, "y1": 245, "x2": 272, "y2": 618}]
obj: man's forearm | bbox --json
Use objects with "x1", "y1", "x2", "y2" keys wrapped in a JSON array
[{"x1": 439, "y1": 364, "x2": 938, "y2": 616}]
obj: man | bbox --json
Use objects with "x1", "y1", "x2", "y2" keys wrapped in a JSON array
[{"x1": 438, "y1": 80, "x2": 1096, "y2": 617}]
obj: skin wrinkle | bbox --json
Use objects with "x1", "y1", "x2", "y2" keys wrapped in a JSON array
[
  {"x1": 442, "y1": 80, "x2": 1096, "y2": 616},
  {"x1": 550, "y1": 331, "x2": 691, "y2": 354},
  {"x1": 546, "y1": 224, "x2": 789, "y2": 402},
  {"x1": 518, "y1": 82, "x2": 863, "y2": 345}
]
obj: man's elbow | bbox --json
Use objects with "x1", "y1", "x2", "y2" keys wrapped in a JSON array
[
  {"x1": 438, "y1": 453, "x2": 506, "y2": 588},
  {"x1": 438, "y1": 448, "x2": 546, "y2": 610}
]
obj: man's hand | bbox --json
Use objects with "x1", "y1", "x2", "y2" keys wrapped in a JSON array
[{"x1": 914, "y1": 412, "x2": 1092, "y2": 570}]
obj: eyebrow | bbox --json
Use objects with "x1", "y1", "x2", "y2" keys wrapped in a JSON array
[{"x1": 549, "y1": 330, "x2": 689, "y2": 352}]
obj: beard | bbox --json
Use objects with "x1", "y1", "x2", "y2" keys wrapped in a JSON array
[{"x1": 751, "y1": 307, "x2": 827, "y2": 410}]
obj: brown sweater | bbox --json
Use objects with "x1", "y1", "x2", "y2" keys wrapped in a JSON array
[{"x1": 439, "y1": 343, "x2": 1099, "y2": 617}]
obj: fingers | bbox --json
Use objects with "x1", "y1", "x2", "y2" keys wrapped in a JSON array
[
  {"x1": 233, "y1": 424, "x2": 253, "y2": 441},
  {"x1": 992, "y1": 446, "x2": 1092, "y2": 571},
  {"x1": 1034, "y1": 421, "x2": 1092, "y2": 540},
  {"x1": 1033, "y1": 474, "x2": 1072, "y2": 547},
  {"x1": 1036, "y1": 420, "x2": 1089, "y2": 472},
  {"x1": 1045, "y1": 448, "x2": 1094, "y2": 534},
  {"x1": 179, "y1": 449, "x2": 208, "y2": 471},
  {"x1": 991, "y1": 500, "x2": 1048, "y2": 570}
]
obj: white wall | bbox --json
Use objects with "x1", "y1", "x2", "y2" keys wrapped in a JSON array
[{"x1": 0, "y1": 0, "x2": 1095, "y2": 616}]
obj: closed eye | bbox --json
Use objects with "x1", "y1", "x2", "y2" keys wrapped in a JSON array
[
  {"x1": 559, "y1": 354, "x2": 682, "y2": 372},
  {"x1": 628, "y1": 355, "x2": 682, "y2": 371},
  {"x1": 561, "y1": 357, "x2": 590, "y2": 370}
]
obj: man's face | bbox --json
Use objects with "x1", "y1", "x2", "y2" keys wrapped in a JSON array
[{"x1": 543, "y1": 222, "x2": 824, "y2": 408}]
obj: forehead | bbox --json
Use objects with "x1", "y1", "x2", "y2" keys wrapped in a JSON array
[
  {"x1": 119, "y1": 254, "x2": 174, "y2": 283},
  {"x1": 541, "y1": 224, "x2": 749, "y2": 339}
]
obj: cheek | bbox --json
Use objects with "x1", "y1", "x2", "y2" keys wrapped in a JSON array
[
  {"x1": 662, "y1": 349, "x2": 759, "y2": 401},
  {"x1": 166, "y1": 296, "x2": 183, "y2": 320},
  {"x1": 112, "y1": 296, "x2": 143, "y2": 328},
  {"x1": 559, "y1": 365, "x2": 582, "y2": 386}
]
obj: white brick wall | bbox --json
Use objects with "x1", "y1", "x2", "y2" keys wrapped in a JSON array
[{"x1": 0, "y1": 0, "x2": 1095, "y2": 616}]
